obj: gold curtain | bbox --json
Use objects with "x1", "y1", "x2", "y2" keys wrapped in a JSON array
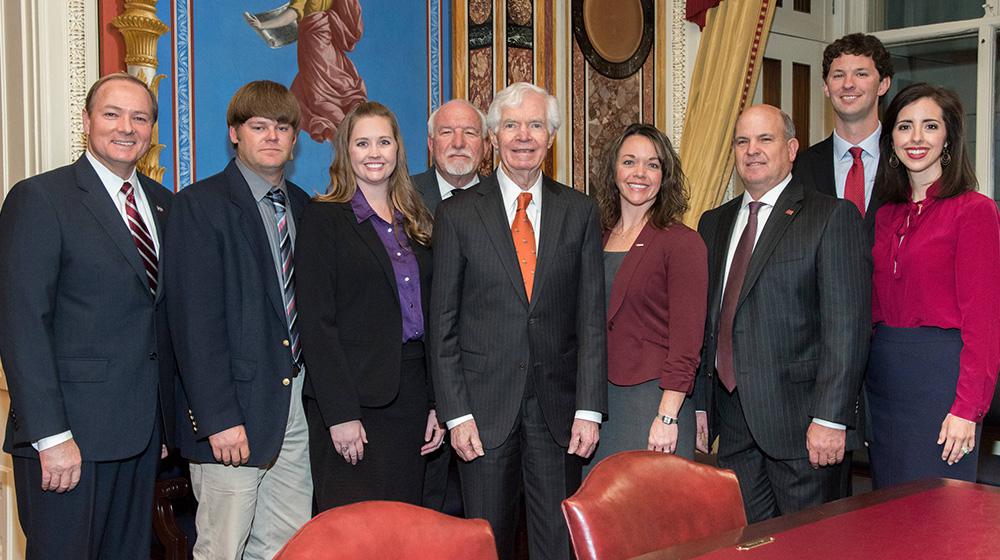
[{"x1": 679, "y1": 0, "x2": 777, "y2": 227}]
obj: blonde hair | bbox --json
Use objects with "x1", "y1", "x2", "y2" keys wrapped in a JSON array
[{"x1": 315, "y1": 101, "x2": 433, "y2": 246}]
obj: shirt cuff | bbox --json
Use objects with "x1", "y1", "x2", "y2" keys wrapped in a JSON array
[
  {"x1": 575, "y1": 410, "x2": 602, "y2": 424},
  {"x1": 811, "y1": 418, "x2": 846, "y2": 430},
  {"x1": 32, "y1": 430, "x2": 74, "y2": 452},
  {"x1": 446, "y1": 414, "x2": 474, "y2": 430}
]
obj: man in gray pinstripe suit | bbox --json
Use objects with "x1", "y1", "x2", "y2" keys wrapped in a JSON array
[
  {"x1": 697, "y1": 105, "x2": 870, "y2": 523},
  {"x1": 429, "y1": 82, "x2": 607, "y2": 560}
]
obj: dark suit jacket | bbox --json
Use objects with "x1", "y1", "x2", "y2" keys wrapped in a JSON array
[
  {"x1": 604, "y1": 223, "x2": 708, "y2": 391},
  {"x1": 696, "y1": 178, "x2": 870, "y2": 460},
  {"x1": 295, "y1": 200, "x2": 432, "y2": 427},
  {"x1": 412, "y1": 167, "x2": 481, "y2": 217},
  {"x1": 0, "y1": 156, "x2": 174, "y2": 460},
  {"x1": 428, "y1": 174, "x2": 607, "y2": 448},
  {"x1": 794, "y1": 134, "x2": 883, "y2": 240},
  {"x1": 164, "y1": 159, "x2": 309, "y2": 467}
]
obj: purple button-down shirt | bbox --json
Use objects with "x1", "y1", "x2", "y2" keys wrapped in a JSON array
[{"x1": 350, "y1": 189, "x2": 424, "y2": 342}]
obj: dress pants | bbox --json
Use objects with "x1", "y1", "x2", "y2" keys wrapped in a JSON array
[
  {"x1": 458, "y1": 376, "x2": 581, "y2": 560},
  {"x1": 715, "y1": 383, "x2": 849, "y2": 523},
  {"x1": 13, "y1": 420, "x2": 160, "y2": 560},
  {"x1": 190, "y1": 374, "x2": 312, "y2": 560}
]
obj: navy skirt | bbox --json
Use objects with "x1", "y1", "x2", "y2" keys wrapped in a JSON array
[{"x1": 866, "y1": 325, "x2": 980, "y2": 489}]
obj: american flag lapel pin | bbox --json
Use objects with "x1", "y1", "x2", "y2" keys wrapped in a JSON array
[{"x1": 784, "y1": 208, "x2": 794, "y2": 216}]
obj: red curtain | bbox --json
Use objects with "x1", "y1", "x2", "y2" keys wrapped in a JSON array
[{"x1": 686, "y1": 0, "x2": 723, "y2": 29}]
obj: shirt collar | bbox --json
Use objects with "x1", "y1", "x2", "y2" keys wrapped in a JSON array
[
  {"x1": 86, "y1": 150, "x2": 139, "y2": 193},
  {"x1": 436, "y1": 169, "x2": 480, "y2": 192},
  {"x1": 350, "y1": 187, "x2": 402, "y2": 225},
  {"x1": 235, "y1": 156, "x2": 286, "y2": 202},
  {"x1": 832, "y1": 124, "x2": 882, "y2": 161},
  {"x1": 741, "y1": 173, "x2": 792, "y2": 209},
  {"x1": 496, "y1": 165, "x2": 543, "y2": 212}
]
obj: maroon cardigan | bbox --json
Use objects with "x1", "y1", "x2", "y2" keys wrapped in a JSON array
[{"x1": 604, "y1": 222, "x2": 708, "y2": 391}]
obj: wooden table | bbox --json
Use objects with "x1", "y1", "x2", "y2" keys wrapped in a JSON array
[{"x1": 633, "y1": 479, "x2": 1000, "y2": 559}]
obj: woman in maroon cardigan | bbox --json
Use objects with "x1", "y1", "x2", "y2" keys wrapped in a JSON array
[
  {"x1": 868, "y1": 83, "x2": 1000, "y2": 488},
  {"x1": 586, "y1": 123, "x2": 708, "y2": 472}
]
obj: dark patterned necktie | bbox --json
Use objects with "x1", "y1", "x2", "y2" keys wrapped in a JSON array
[
  {"x1": 120, "y1": 182, "x2": 158, "y2": 294},
  {"x1": 265, "y1": 187, "x2": 302, "y2": 366}
]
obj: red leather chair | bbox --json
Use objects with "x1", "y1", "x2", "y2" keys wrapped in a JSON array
[
  {"x1": 562, "y1": 451, "x2": 746, "y2": 560},
  {"x1": 272, "y1": 500, "x2": 498, "y2": 560}
]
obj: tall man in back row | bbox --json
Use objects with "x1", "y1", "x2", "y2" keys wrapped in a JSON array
[
  {"x1": 698, "y1": 105, "x2": 870, "y2": 523},
  {"x1": 429, "y1": 82, "x2": 607, "y2": 559},
  {"x1": 794, "y1": 33, "x2": 894, "y2": 238},
  {"x1": 0, "y1": 73, "x2": 175, "y2": 558}
]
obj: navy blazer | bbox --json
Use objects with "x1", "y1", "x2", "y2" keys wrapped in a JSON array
[
  {"x1": 0, "y1": 156, "x2": 174, "y2": 460},
  {"x1": 164, "y1": 159, "x2": 309, "y2": 466}
]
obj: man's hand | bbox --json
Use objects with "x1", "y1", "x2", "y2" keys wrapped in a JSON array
[
  {"x1": 806, "y1": 422, "x2": 846, "y2": 468},
  {"x1": 420, "y1": 409, "x2": 447, "y2": 456},
  {"x1": 450, "y1": 419, "x2": 485, "y2": 462},
  {"x1": 329, "y1": 420, "x2": 367, "y2": 465},
  {"x1": 696, "y1": 411, "x2": 710, "y2": 453},
  {"x1": 208, "y1": 425, "x2": 250, "y2": 466},
  {"x1": 38, "y1": 438, "x2": 82, "y2": 493},
  {"x1": 567, "y1": 419, "x2": 599, "y2": 458}
]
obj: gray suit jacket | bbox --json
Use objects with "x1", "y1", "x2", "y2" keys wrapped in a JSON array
[
  {"x1": 696, "y1": 177, "x2": 870, "y2": 460},
  {"x1": 428, "y1": 174, "x2": 607, "y2": 448}
]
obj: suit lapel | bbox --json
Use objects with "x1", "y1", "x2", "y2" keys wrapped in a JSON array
[
  {"x1": 342, "y1": 204, "x2": 401, "y2": 306},
  {"x1": 738, "y1": 180, "x2": 805, "y2": 306},
  {"x1": 530, "y1": 178, "x2": 566, "y2": 312},
  {"x1": 818, "y1": 136, "x2": 836, "y2": 196},
  {"x1": 75, "y1": 157, "x2": 152, "y2": 299},
  {"x1": 606, "y1": 223, "x2": 653, "y2": 320},
  {"x1": 474, "y1": 176, "x2": 528, "y2": 307},
  {"x1": 227, "y1": 162, "x2": 287, "y2": 324}
]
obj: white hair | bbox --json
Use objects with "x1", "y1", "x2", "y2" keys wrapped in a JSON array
[
  {"x1": 486, "y1": 82, "x2": 561, "y2": 134},
  {"x1": 427, "y1": 99, "x2": 487, "y2": 137}
]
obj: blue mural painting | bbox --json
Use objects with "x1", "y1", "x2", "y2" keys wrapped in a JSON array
[{"x1": 154, "y1": 0, "x2": 450, "y2": 193}]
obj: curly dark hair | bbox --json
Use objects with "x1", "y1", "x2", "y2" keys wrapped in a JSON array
[
  {"x1": 593, "y1": 123, "x2": 689, "y2": 231},
  {"x1": 822, "y1": 33, "x2": 894, "y2": 81},
  {"x1": 875, "y1": 83, "x2": 977, "y2": 204}
]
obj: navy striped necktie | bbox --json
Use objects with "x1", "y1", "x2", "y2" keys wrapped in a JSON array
[{"x1": 265, "y1": 187, "x2": 302, "y2": 367}]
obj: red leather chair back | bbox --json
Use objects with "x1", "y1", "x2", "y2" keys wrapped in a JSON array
[
  {"x1": 562, "y1": 451, "x2": 747, "y2": 560},
  {"x1": 273, "y1": 500, "x2": 498, "y2": 560}
]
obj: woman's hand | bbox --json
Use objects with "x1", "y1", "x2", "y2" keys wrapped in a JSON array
[
  {"x1": 329, "y1": 420, "x2": 367, "y2": 465},
  {"x1": 648, "y1": 418, "x2": 679, "y2": 454},
  {"x1": 938, "y1": 413, "x2": 976, "y2": 465},
  {"x1": 420, "y1": 409, "x2": 447, "y2": 455}
]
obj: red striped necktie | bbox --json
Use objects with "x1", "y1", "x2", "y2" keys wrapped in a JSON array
[{"x1": 121, "y1": 182, "x2": 158, "y2": 294}]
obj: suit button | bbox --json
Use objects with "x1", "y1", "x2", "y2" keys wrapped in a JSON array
[
  {"x1": 282, "y1": 339, "x2": 290, "y2": 347},
  {"x1": 518, "y1": 363, "x2": 526, "y2": 370},
  {"x1": 149, "y1": 352, "x2": 157, "y2": 360},
  {"x1": 282, "y1": 378, "x2": 291, "y2": 386},
  {"x1": 528, "y1": 318, "x2": 536, "y2": 325}
]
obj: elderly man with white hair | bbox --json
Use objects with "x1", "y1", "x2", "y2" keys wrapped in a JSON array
[{"x1": 428, "y1": 82, "x2": 607, "y2": 560}]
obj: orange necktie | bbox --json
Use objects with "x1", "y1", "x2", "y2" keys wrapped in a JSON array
[{"x1": 512, "y1": 192, "x2": 537, "y2": 300}]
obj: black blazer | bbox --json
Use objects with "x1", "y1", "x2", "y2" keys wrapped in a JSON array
[
  {"x1": 696, "y1": 178, "x2": 870, "y2": 460},
  {"x1": 412, "y1": 168, "x2": 444, "y2": 216},
  {"x1": 164, "y1": 159, "x2": 309, "y2": 467},
  {"x1": 428, "y1": 174, "x2": 607, "y2": 448},
  {"x1": 295, "y1": 199, "x2": 433, "y2": 428},
  {"x1": 0, "y1": 156, "x2": 174, "y2": 460},
  {"x1": 794, "y1": 134, "x2": 883, "y2": 241}
]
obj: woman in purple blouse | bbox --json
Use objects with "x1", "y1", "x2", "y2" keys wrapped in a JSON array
[
  {"x1": 296, "y1": 101, "x2": 445, "y2": 510},
  {"x1": 868, "y1": 83, "x2": 1000, "y2": 488}
]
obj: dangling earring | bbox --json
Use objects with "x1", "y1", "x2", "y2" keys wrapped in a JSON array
[
  {"x1": 888, "y1": 153, "x2": 900, "y2": 168},
  {"x1": 941, "y1": 145, "x2": 951, "y2": 167}
]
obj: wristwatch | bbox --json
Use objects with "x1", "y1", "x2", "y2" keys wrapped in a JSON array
[{"x1": 658, "y1": 414, "x2": 679, "y2": 425}]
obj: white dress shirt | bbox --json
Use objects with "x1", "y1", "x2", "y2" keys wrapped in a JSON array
[
  {"x1": 720, "y1": 174, "x2": 843, "y2": 431},
  {"x1": 832, "y1": 125, "x2": 880, "y2": 210},
  {"x1": 436, "y1": 170, "x2": 479, "y2": 202},
  {"x1": 33, "y1": 153, "x2": 162, "y2": 452},
  {"x1": 446, "y1": 166, "x2": 602, "y2": 429}
]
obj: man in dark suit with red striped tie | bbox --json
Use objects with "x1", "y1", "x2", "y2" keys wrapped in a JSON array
[{"x1": 0, "y1": 73, "x2": 175, "y2": 558}]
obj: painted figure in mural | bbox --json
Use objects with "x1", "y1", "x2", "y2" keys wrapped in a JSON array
[{"x1": 247, "y1": 0, "x2": 368, "y2": 143}]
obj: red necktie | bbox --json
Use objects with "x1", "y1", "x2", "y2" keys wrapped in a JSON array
[
  {"x1": 845, "y1": 147, "x2": 866, "y2": 217},
  {"x1": 121, "y1": 182, "x2": 158, "y2": 294},
  {"x1": 716, "y1": 201, "x2": 763, "y2": 392},
  {"x1": 512, "y1": 192, "x2": 536, "y2": 301}
]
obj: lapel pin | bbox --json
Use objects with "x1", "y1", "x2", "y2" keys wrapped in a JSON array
[
  {"x1": 156, "y1": 206, "x2": 164, "y2": 212},
  {"x1": 785, "y1": 208, "x2": 795, "y2": 216}
]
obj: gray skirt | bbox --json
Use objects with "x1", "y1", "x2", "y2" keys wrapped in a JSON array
[{"x1": 584, "y1": 378, "x2": 696, "y2": 477}]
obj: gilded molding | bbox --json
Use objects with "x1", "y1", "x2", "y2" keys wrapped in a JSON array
[
  {"x1": 68, "y1": 0, "x2": 89, "y2": 157},
  {"x1": 671, "y1": 0, "x2": 686, "y2": 146}
]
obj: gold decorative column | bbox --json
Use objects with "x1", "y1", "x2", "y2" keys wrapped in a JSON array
[{"x1": 112, "y1": 0, "x2": 168, "y2": 183}]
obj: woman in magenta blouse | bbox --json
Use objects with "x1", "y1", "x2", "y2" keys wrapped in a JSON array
[
  {"x1": 868, "y1": 83, "x2": 1000, "y2": 488},
  {"x1": 585, "y1": 123, "x2": 708, "y2": 473}
]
